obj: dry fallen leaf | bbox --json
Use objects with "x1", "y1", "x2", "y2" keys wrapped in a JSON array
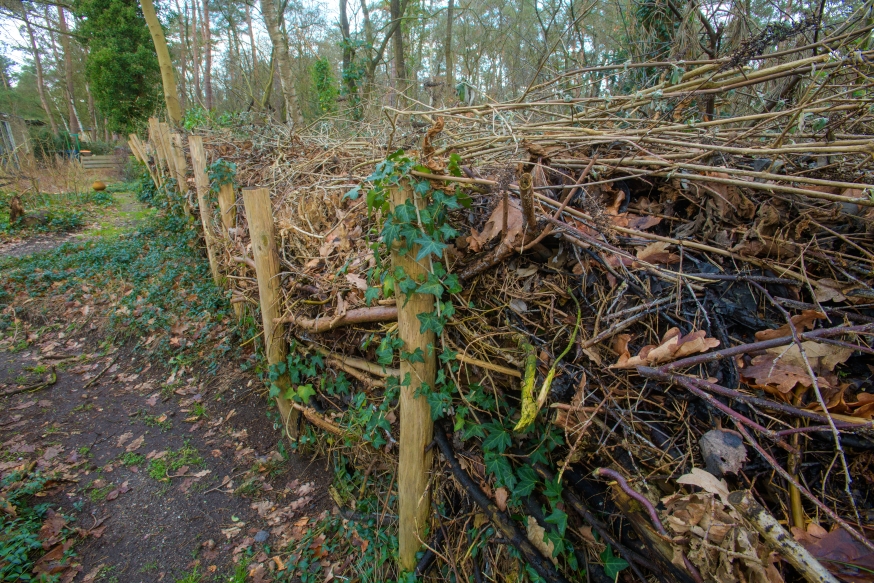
[
  {"x1": 754, "y1": 310, "x2": 825, "y2": 341},
  {"x1": 468, "y1": 198, "x2": 525, "y2": 252},
  {"x1": 526, "y1": 516, "x2": 556, "y2": 564},
  {"x1": 635, "y1": 241, "x2": 680, "y2": 265},
  {"x1": 494, "y1": 487, "x2": 509, "y2": 511},
  {"x1": 792, "y1": 525, "x2": 874, "y2": 583},
  {"x1": 611, "y1": 328, "x2": 720, "y2": 369},
  {"x1": 125, "y1": 435, "x2": 145, "y2": 452}
]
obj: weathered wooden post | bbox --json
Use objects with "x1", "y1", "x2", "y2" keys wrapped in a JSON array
[
  {"x1": 188, "y1": 135, "x2": 221, "y2": 285},
  {"x1": 392, "y1": 179, "x2": 437, "y2": 571},
  {"x1": 216, "y1": 182, "x2": 241, "y2": 318},
  {"x1": 216, "y1": 183, "x2": 237, "y2": 233},
  {"x1": 242, "y1": 187, "x2": 298, "y2": 438},
  {"x1": 169, "y1": 134, "x2": 189, "y2": 191},
  {"x1": 147, "y1": 118, "x2": 167, "y2": 182}
]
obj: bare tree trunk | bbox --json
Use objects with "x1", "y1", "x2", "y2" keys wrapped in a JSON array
[
  {"x1": 246, "y1": 3, "x2": 259, "y2": 86},
  {"x1": 57, "y1": 6, "x2": 81, "y2": 134},
  {"x1": 339, "y1": 0, "x2": 357, "y2": 100},
  {"x1": 390, "y1": 0, "x2": 406, "y2": 106},
  {"x1": 259, "y1": 0, "x2": 303, "y2": 125},
  {"x1": 23, "y1": 13, "x2": 59, "y2": 136},
  {"x1": 85, "y1": 82, "x2": 98, "y2": 140},
  {"x1": 202, "y1": 0, "x2": 213, "y2": 109},
  {"x1": 190, "y1": 0, "x2": 202, "y2": 105},
  {"x1": 174, "y1": 0, "x2": 189, "y2": 109},
  {"x1": 140, "y1": 0, "x2": 183, "y2": 124},
  {"x1": 445, "y1": 0, "x2": 453, "y2": 90}
]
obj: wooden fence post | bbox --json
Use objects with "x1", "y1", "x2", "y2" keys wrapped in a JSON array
[
  {"x1": 392, "y1": 179, "x2": 436, "y2": 571},
  {"x1": 147, "y1": 118, "x2": 167, "y2": 182},
  {"x1": 216, "y1": 182, "x2": 241, "y2": 318},
  {"x1": 216, "y1": 183, "x2": 237, "y2": 234},
  {"x1": 242, "y1": 187, "x2": 298, "y2": 438},
  {"x1": 169, "y1": 134, "x2": 189, "y2": 191},
  {"x1": 188, "y1": 135, "x2": 221, "y2": 286}
]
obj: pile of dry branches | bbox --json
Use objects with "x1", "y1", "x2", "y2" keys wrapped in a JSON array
[{"x1": 180, "y1": 15, "x2": 874, "y2": 582}]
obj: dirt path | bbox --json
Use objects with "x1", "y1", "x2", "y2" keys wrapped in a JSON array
[
  {"x1": 0, "y1": 195, "x2": 333, "y2": 582},
  {"x1": 0, "y1": 192, "x2": 150, "y2": 259}
]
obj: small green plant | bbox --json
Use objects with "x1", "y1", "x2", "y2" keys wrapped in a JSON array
[
  {"x1": 88, "y1": 481, "x2": 114, "y2": 502},
  {"x1": 78, "y1": 446, "x2": 92, "y2": 457},
  {"x1": 120, "y1": 452, "x2": 145, "y2": 466},
  {"x1": 147, "y1": 443, "x2": 204, "y2": 482},
  {"x1": 140, "y1": 412, "x2": 172, "y2": 432},
  {"x1": 190, "y1": 403, "x2": 206, "y2": 420},
  {"x1": 175, "y1": 566, "x2": 203, "y2": 583}
]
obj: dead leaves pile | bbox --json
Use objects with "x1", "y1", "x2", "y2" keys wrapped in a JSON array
[
  {"x1": 611, "y1": 327, "x2": 720, "y2": 369},
  {"x1": 662, "y1": 469, "x2": 784, "y2": 583}
]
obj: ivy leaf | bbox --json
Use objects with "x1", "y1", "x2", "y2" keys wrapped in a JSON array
[
  {"x1": 295, "y1": 384, "x2": 316, "y2": 404},
  {"x1": 439, "y1": 223, "x2": 459, "y2": 240},
  {"x1": 414, "y1": 235, "x2": 447, "y2": 261},
  {"x1": 417, "y1": 312, "x2": 446, "y2": 335},
  {"x1": 381, "y1": 216, "x2": 401, "y2": 248},
  {"x1": 344, "y1": 186, "x2": 361, "y2": 200},
  {"x1": 514, "y1": 466, "x2": 539, "y2": 497},
  {"x1": 401, "y1": 348, "x2": 425, "y2": 363},
  {"x1": 364, "y1": 286, "x2": 380, "y2": 306},
  {"x1": 413, "y1": 179, "x2": 431, "y2": 197},
  {"x1": 448, "y1": 153, "x2": 463, "y2": 177},
  {"x1": 393, "y1": 201, "x2": 417, "y2": 224},
  {"x1": 545, "y1": 507, "x2": 568, "y2": 536},
  {"x1": 484, "y1": 451, "x2": 516, "y2": 489},
  {"x1": 600, "y1": 544, "x2": 629, "y2": 580},
  {"x1": 416, "y1": 274, "x2": 444, "y2": 297},
  {"x1": 462, "y1": 423, "x2": 485, "y2": 440},
  {"x1": 443, "y1": 274, "x2": 463, "y2": 294},
  {"x1": 482, "y1": 423, "x2": 512, "y2": 453},
  {"x1": 543, "y1": 476, "x2": 563, "y2": 503}
]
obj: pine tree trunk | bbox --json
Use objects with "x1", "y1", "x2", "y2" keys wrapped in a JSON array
[
  {"x1": 173, "y1": 0, "x2": 188, "y2": 109},
  {"x1": 140, "y1": 0, "x2": 183, "y2": 124},
  {"x1": 259, "y1": 0, "x2": 303, "y2": 125},
  {"x1": 57, "y1": 7, "x2": 81, "y2": 134},
  {"x1": 390, "y1": 0, "x2": 406, "y2": 106},
  {"x1": 202, "y1": 0, "x2": 212, "y2": 109},
  {"x1": 190, "y1": 0, "x2": 202, "y2": 105},
  {"x1": 246, "y1": 3, "x2": 258, "y2": 86},
  {"x1": 23, "y1": 14, "x2": 59, "y2": 136},
  {"x1": 445, "y1": 0, "x2": 454, "y2": 90},
  {"x1": 339, "y1": 0, "x2": 354, "y2": 94},
  {"x1": 85, "y1": 82, "x2": 98, "y2": 140}
]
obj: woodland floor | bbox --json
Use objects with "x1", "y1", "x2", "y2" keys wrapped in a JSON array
[{"x1": 0, "y1": 192, "x2": 332, "y2": 583}]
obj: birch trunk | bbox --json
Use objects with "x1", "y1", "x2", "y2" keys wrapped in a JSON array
[
  {"x1": 140, "y1": 0, "x2": 183, "y2": 124},
  {"x1": 23, "y1": 13, "x2": 59, "y2": 136},
  {"x1": 259, "y1": 0, "x2": 303, "y2": 125},
  {"x1": 202, "y1": 0, "x2": 213, "y2": 109},
  {"x1": 57, "y1": 7, "x2": 81, "y2": 134}
]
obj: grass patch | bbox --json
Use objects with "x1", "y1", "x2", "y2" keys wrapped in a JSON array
[
  {"x1": 147, "y1": 442, "x2": 205, "y2": 482},
  {"x1": 0, "y1": 190, "x2": 116, "y2": 241},
  {"x1": 120, "y1": 452, "x2": 145, "y2": 466}
]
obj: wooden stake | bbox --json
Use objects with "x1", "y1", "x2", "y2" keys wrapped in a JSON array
[
  {"x1": 392, "y1": 179, "x2": 436, "y2": 571},
  {"x1": 242, "y1": 187, "x2": 298, "y2": 438},
  {"x1": 216, "y1": 183, "x2": 237, "y2": 234},
  {"x1": 159, "y1": 123, "x2": 177, "y2": 183},
  {"x1": 216, "y1": 182, "x2": 241, "y2": 318},
  {"x1": 169, "y1": 133, "x2": 189, "y2": 194},
  {"x1": 188, "y1": 135, "x2": 221, "y2": 285}
]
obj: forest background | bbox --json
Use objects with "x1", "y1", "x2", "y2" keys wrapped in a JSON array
[{"x1": 0, "y1": 0, "x2": 855, "y2": 147}]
